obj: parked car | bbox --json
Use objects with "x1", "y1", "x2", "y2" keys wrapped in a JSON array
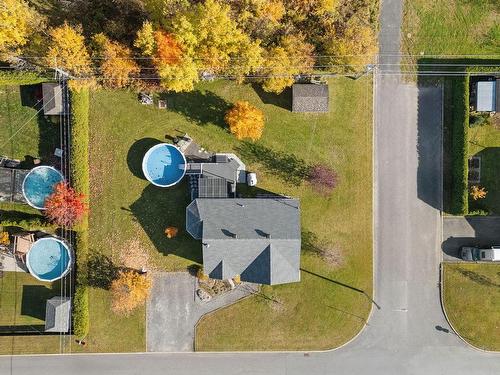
[{"x1": 460, "y1": 246, "x2": 500, "y2": 261}]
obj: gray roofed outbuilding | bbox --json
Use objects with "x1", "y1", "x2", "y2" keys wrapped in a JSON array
[
  {"x1": 42, "y1": 83, "x2": 64, "y2": 115},
  {"x1": 186, "y1": 198, "x2": 301, "y2": 285},
  {"x1": 0, "y1": 167, "x2": 28, "y2": 203},
  {"x1": 45, "y1": 296, "x2": 71, "y2": 333},
  {"x1": 292, "y1": 84, "x2": 329, "y2": 113}
]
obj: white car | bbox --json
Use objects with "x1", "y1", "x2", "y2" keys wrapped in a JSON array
[{"x1": 460, "y1": 246, "x2": 500, "y2": 261}]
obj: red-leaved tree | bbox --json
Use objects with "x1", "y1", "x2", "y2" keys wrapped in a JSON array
[
  {"x1": 44, "y1": 182, "x2": 87, "y2": 227},
  {"x1": 308, "y1": 164, "x2": 338, "y2": 194}
]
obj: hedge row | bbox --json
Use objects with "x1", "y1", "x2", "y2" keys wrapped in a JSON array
[
  {"x1": 69, "y1": 86, "x2": 91, "y2": 339},
  {"x1": 0, "y1": 218, "x2": 56, "y2": 232},
  {"x1": 0, "y1": 71, "x2": 47, "y2": 86},
  {"x1": 449, "y1": 76, "x2": 469, "y2": 215}
]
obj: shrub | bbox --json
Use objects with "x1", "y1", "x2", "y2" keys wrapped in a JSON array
[
  {"x1": 73, "y1": 286, "x2": 89, "y2": 339},
  {"x1": 165, "y1": 226, "x2": 179, "y2": 238},
  {"x1": 111, "y1": 270, "x2": 151, "y2": 315},
  {"x1": 44, "y1": 182, "x2": 88, "y2": 227},
  {"x1": 0, "y1": 231, "x2": 10, "y2": 245},
  {"x1": 0, "y1": 71, "x2": 47, "y2": 86},
  {"x1": 470, "y1": 185, "x2": 487, "y2": 200},
  {"x1": 450, "y1": 76, "x2": 469, "y2": 215},
  {"x1": 225, "y1": 101, "x2": 265, "y2": 141},
  {"x1": 467, "y1": 209, "x2": 489, "y2": 216},
  {"x1": 469, "y1": 114, "x2": 489, "y2": 128},
  {"x1": 307, "y1": 164, "x2": 338, "y2": 194},
  {"x1": 69, "y1": 86, "x2": 91, "y2": 339}
]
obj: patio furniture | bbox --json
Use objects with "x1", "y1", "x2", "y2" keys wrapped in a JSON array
[
  {"x1": 12, "y1": 233, "x2": 35, "y2": 264},
  {"x1": 139, "y1": 93, "x2": 153, "y2": 105},
  {"x1": 54, "y1": 148, "x2": 63, "y2": 158}
]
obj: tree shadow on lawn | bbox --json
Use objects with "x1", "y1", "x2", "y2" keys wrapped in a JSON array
[
  {"x1": 251, "y1": 83, "x2": 291, "y2": 111},
  {"x1": 19, "y1": 84, "x2": 59, "y2": 160},
  {"x1": 21, "y1": 284, "x2": 60, "y2": 321},
  {"x1": 129, "y1": 182, "x2": 202, "y2": 264},
  {"x1": 126, "y1": 138, "x2": 162, "y2": 180},
  {"x1": 160, "y1": 90, "x2": 231, "y2": 128},
  {"x1": 87, "y1": 252, "x2": 119, "y2": 290},
  {"x1": 236, "y1": 141, "x2": 311, "y2": 186}
]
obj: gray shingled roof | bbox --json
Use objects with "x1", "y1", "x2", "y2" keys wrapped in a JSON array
[
  {"x1": 292, "y1": 84, "x2": 329, "y2": 113},
  {"x1": 198, "y1": 176, "x2": 228, "y2": 198},
  {"x1": 186, "y1": 198, "x2": 301, "y2": 285},
  {"x1": 45, "y1": 297, "x2": 71, "y2": 333},
  {"x1": 42, "y1": 83, "x2": 64, "y2": 115},
  {"x1": 0, "y1": 167, "x2": 28, "y2": 203}
]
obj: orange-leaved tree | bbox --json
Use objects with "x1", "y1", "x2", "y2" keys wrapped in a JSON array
[
  {"x1": 44, "y1": 182, "x2": 87, "y2": 227},
  {"x1": 470, "y1": 185, "x2": 487, "y2": 200},
  {"x1": 225, "y1": 101, "x2": 265, "y2": 141},
  {"x1": 91, "y1": 33, "x2": 140, "y2": 88},
  {"x1": 165, "y1": 226, "x2": 179, "y2": 238},
  {"x1": 111, "y1": 270, "x2": 151, "y2": 315}
]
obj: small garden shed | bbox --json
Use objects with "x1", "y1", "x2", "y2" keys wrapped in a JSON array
[{"x1": 292, "y1": 83, "x2": 329, "y2": 113}]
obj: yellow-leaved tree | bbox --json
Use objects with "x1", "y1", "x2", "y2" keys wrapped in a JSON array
[
  {"x1": 92, "y1": 33, "x2": 140, "y2": 88},
  {"x1": 225, "y1": 101, "x2": 265, "y2": 141},
  {"x1": 323, "y1": 17, "x2": 377, "y2": 72},
  {"x1": 470, "y1": 185, "x2": 487, "y2": 200},
  {"x1": 111, "y1": 270, "x2": 151, "y2": 315},
  {"x1": 0, "y1": 0, "x2": 41, "y2": 54},
  {"x1": 261, "y1": 33, "x2": 315, "y2": 93},
  {"x1": 46, "y1": 23, "x2": 92, "y2": 77},
  {"x1": 134, "y1": 21, "x2": 155, "y2": 56}
]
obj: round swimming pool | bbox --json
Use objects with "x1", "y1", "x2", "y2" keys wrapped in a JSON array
[
  {"x1": 22, "y1": 166, "x2": 64, "y2": 210},
  {"x1": 26, "y1": 237, "x2": 72, "y2": 282},
  {"x1": 142, "y1": 143, "x2": 187, "y2": 187}
]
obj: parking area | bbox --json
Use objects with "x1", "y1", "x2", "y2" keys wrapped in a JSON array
[
  {"x1": 146, "y1": 272, "x2": 257, "y2": 352},
  {"x1": 442, "y1": 216, "x2": 500, "y2": 261}
]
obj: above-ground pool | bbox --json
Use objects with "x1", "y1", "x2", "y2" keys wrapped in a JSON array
[
  {"x1": 26, "y1": 237, "x2": 72, "y2": 282},
  {"x1": 142, "y1": 143, "x2": 187, "y2": 187},
  {"x1": 22, "y1": 166, "x2": 64, "y2": 209}
]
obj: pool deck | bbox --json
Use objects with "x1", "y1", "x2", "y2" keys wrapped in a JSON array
[{"x1": 0, "y1": 253, "x2": 28, "y2": 272}]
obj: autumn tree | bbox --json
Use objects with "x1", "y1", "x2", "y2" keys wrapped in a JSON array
[
  {"x1": 323, "y1": 17, "x2": 377, "y2": 71},
  {"x1": 111, "y1": 270, "x2": 151, "y2": 315},
  {"x1": 46, "y1": 23, "x2": 92, "y2": 76},
  {"x1": 225, "y1": 101, "x2": 265, "y2": 141},
  {"x1": 44, "y1": 182, "x2": 87, "y2": 227},
  {"x1": 91, "y1": 33, "x2": 140, "y2": 88},
  {"x1": 261, "y1": 34, "x2": 315, "y2": 93},
  {"x1": 134, "y1": 21, "x2": 156, "y2": 56},
  {"x1": 308, "y1": 164, "x2": 338, "y2": 194},
  {"x1": 0, "y1": 0, "x2": 41, "y2": 54},
  {"x1": 172, "y1": 0, "x2": 261, "y2": 75},
  {"x1": 470, "y1": 185, "x2": 487, "y2": 200}
]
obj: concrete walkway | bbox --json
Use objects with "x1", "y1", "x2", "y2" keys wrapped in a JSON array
[
  {"x1": 0, "y1": 253, "x2": 27, "y2": 272},
  {"x1": 146, "y1": 272, "x2": 257, "y2": 352}
]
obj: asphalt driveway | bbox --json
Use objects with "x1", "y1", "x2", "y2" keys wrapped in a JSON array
[
  {"x1": 147, "y1": 272, "x2": 257, "y2": 352},
  {"x1": 442, "y1": 216, "x2": 500, "y2": 261}
]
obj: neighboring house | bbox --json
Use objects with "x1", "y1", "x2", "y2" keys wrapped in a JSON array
[
  {"x1": 186, "y1": 153, "x2": 246, "y2": 199},
  {"x1": 42, "y1": 83, "x2": 64, "y2": 115},
  {"x1": 475, "y1": 79, "x2": 499, "y2": 112},
  {"x1": 292, "y1": 83, "x2": 329, "y2": 113},
  {"x1": 45, "y1": 296, "x2": 71, "y2": 333},
  {"x1": 186, "y1": 198, "x2": 301, "y2": 285}
]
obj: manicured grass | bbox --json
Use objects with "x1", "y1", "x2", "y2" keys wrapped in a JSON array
[
  {"x1": 0, "y1": 84, "x2": 59, "y2": 161},
  {"x1": 86, "y1": 77, "x2": 372, "y2": 351},
  {"x1": 468, "y1": 121, "x2": 500, "y2": 214},
  {"x1": 443, "y1": 263, "x2": 500, "y2": 351},
  {"x1": 402, "y1": 0, "x2": 499, "y2": 56},
  {"x1": 0, "y1": 271, "x2": 74, "y2": 354}
]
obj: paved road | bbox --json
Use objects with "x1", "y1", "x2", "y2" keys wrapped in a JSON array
[
  {"x1": 1, "y1": 1, "x2": 500, "y2": 374},
  {"x1": 442, "y1": 216, "x2": 500, "y2": 261}
]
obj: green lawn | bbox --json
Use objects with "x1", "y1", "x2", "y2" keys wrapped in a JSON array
[
  {"x1": 0, "y1": 84, "x2": 59, "y2": 161},
  {"x1": 0, "y1": 272, "x2": 74, "y2": 354},
  {"x1": 85, "y1": 77, "x2": 373, "y2": 352},
  {"x1": 402, "y1": 0, "x2": 499, "y2": 56},
  {"x1": 468, "y1": 121, "x2": 500, "y2": 214},
  {"x1": 443, "y1": 263, "x2": 500, "y2": 351}
]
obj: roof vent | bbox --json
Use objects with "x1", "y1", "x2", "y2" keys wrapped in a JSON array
[
  {"x1": 255, "y1": 229, "x2": 271, "y2": 239},
  {"x1": 236, "y1": 202, "x2": 245, "y2": 208}
]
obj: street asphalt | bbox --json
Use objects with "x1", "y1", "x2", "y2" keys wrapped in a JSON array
[{"x1": 1, "y1": 0, "x2": 500, "y2": 373}]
